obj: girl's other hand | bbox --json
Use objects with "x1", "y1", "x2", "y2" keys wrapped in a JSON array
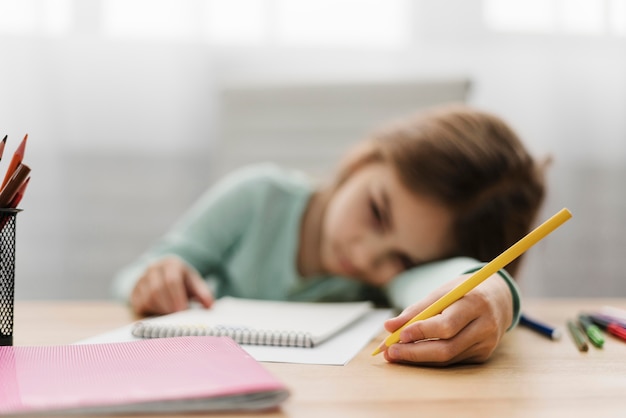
[
  {"x1": 130, "y1": 256, "x2": 214, "y2": 316},
  {"x1": 382, "y1": 273, "x2": 513, "y2": 366}
]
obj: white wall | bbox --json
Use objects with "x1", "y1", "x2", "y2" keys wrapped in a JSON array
[
  {"x1": 1, "y1": 37, "x2": 217, "y2": 299},
  {"x1": 1, "y1": 0, "x2": 624, "y2": 299}
]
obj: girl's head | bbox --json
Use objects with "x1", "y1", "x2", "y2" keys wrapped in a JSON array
[{"x1": 324, "y1": 104, "x2": 545, "y2": 282}]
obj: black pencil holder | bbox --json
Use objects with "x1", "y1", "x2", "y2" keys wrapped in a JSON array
[{"x1": 0, "y1": 208, "x2": 20, "y2": 346}]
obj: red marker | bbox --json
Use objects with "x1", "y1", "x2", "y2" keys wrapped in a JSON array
[{"x1": 588, "y1": 313, "x2": 626, "y2": 342}]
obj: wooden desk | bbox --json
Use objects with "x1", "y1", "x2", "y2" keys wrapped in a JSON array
[{"x1": 12, "y1": 299, "x2": 626, "y2": 417}]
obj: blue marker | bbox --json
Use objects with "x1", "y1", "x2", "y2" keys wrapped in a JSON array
[{"x1": 519, "y1": 313, "x2": 561, "y2": 340}]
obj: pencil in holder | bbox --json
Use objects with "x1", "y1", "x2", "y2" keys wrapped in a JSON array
[{"x1": 0, "y1": 208, "x2": 21, "y2": 346}]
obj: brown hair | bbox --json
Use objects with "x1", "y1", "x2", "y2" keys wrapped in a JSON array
[{"x1": 333, "y1": 104, "x2": 546, "y2": 276}]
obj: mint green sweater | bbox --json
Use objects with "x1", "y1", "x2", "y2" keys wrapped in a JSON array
[{"x1": 112, "y1": 164, "x2": 520, "y2": 326}]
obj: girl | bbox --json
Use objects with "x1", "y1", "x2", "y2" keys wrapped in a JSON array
[{"x1": 112, "y1": 104, "x2": 545, "y2": 366}]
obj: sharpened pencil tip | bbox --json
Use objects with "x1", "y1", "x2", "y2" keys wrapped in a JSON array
[{"x1": 371, "y1": 343, "x2": 386, "y2": 356}]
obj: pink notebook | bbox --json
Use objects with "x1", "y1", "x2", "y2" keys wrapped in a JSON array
[{"x1": 0, "y1": 336, "x2": 289, "y2": 415}]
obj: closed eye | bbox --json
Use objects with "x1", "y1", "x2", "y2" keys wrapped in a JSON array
[
  {"x1": 370, "y1": 199, "x2": 383, "y2": 227},
  {"x1": 396, "y1": 253, "x2": 415, "y2": 270}
]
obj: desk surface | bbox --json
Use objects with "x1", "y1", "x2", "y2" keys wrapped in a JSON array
[{"x1": 12, "y1": 299, "x2": 626, "y2": 418}]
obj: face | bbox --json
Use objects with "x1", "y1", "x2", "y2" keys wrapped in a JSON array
[{"x1": 320, "y1": 162, "x2": 454, "y2": 286}]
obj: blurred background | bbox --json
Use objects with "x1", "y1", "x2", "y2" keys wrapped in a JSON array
[{"x1": 1, "y1": 0, "x2": 624, "y2": 301}]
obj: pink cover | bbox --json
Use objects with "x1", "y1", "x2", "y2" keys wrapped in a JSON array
[{"x1": 0, "y1": 336, "x2": 288, "y2": 414}]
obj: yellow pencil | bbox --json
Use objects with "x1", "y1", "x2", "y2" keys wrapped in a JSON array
[{"x1": 372, "y1": 207, "x2": 573, "y2": 356}]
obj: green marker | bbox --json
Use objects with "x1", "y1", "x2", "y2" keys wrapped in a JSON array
[{"x1": 578, "y1": 314, "x2": 605, "y2": 348}]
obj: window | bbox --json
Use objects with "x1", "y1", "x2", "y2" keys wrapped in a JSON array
[
  {"x1": 104, "y1": 0, "x2": 411, "y2": 48},
  {"x1": 610, "y1": 0, "x2": 626, "y2": 35},
  {"x1": 0, "y1": 0, "x2": 71, "y2": 36},
  {"x1": 483, "y1": 0, "x2": 626, "y2": 36},
  {"x1": 101, "y1": 0, "x2": 201, "y2": 41},
  {"x1": 271, "y1": 0, "x2": 409, "y2": 48},
  {"x1": 203, "y1": 0, "x2": 267, "y2": 46},
  {"x1": 0, "y1": 0, "x2": 411, "y2": 49}
]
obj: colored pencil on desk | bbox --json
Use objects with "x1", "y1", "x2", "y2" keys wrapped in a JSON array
[
  {"x1": 590, "y1": 312, "x2": 626, "y2": 329},
  {"x1": 587, "y1": 313, "x2": 626, "y2": 342},
  {"x1": 372, "y1": 208, "x2": 573, "y2": 356},
  {"x1": 520, "y1": 313, "x2": 561, "y2": 340},
  {"x1": 0, "y1": 135, "x2": 7, "y2": 162},
  {"x1": 599, "y1": 306, "x2": 626, "y2": 322},
  {"x1": 0, "y1": 133, "x2": 27, "y2": 190},
  {"x1": 567, "y1": 320, "x2": 588, "y2": 352},
  {"x1": 578, "y1": 314, "x2": 604, "y2": 348}
]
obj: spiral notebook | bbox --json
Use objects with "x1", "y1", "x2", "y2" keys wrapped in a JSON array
[
  {"x1": 132, "y1": 297, "x2": 374, "y2": 348},
  {"x1": 0, "y1": 336, "x2": 289, "y2": 416}
]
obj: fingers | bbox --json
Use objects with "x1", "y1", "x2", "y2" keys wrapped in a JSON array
[
  {"x1": 162, "y1": 260, "x2": 189, "y2": 312},
  {"x1": 130, "y1": 257, "x2": 212, "y2": 316},
  {"x1": 184, "y1": 270, "x2": 214, "y2": 308},
  {"x1": 384, "y1": 277, "x2": 462, "y2": 333},
  {"x1": 130, "y1": 267, "x2": 167, "y2": 315},
  {"x1": 397, "y1": 299, "x2": 479, "y2": 343},
  {"x1": 382, "y1": 287, "x2": 502, "y2": 366},
  {"x1": 384, "y1": 301, "x2": 432, "y2": 333},
  {"x1": 383, "y1": 322, "x2": 493, "y2": 367}
]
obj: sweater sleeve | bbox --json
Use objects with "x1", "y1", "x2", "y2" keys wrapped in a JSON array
[
  {"x1": 111, "y1": 167, "x2": 261, "y2": 302},
  {"x1": 384, "y1": 257, "x2": 522, "y2": 331}
]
